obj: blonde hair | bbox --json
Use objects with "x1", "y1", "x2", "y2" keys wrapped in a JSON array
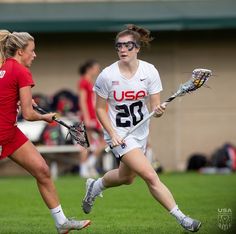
[
  {"x1": 115, "y1": 24, "x2": 153, "y2": 47},
  {"x1": 0, "y1": 30, "x2": 34, "y2": 66}
]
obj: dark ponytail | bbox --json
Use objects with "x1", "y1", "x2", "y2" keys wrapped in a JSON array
[{"x1": 116, "y1": 24, "x2": 153, "y2": 47}]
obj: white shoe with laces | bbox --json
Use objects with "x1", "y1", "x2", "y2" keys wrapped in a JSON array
[
  {"x1": 56, "y1": 218, "x2": 91, "y2": 234},
  {"x1": 180, "y1": 216, "x2": 201, "y2": 232}
]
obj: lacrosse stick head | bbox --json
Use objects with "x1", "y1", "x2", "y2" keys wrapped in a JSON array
[
  {"x1": 178, "y1": 68, "x2": 212, "y2": 96},
  {"x1": 67, "y1": 122, "x2": 90, "y2": 148}
]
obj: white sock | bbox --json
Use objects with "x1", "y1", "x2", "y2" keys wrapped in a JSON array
[
  {"x1": 170, "y1": 205, "x2": 186, "y2": 223},
  {"x1": 80, "y1": 162, "x2": 90, "y2": 177},
  {"x1": 87, "y1": 154, "x2": 97, "y2": 167},
  {"x1": 92, "y1": 177, "x2": 105, "y2": 196},
  {"x1": 50, "y1": 205, "x2": 67, "y2": 227}
]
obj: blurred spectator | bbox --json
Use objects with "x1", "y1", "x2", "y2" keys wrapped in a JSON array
[{"x1": 77, "y1": 59, "x2": 106, "y2": 178}]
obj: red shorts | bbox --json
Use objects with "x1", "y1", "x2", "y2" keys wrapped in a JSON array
[{"x1": 0, "y1": 127, "x2": 28, "y2": 160}]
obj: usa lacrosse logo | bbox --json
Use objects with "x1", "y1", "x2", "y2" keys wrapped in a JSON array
[{"x1": 218, "y1": 208, "x2": 232, "y2": 231}]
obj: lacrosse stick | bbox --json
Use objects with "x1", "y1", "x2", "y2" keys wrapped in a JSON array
[
  {"x1": 33, "y1": 105, "x2": 90, "y2": 148},
  {"x1": 105, "y1": 68, "x2": 212, "y2": 152}
]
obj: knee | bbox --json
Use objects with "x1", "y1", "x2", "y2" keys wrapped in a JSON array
[
  {"x1": 34, "y1": 162, "x2": 51, "y2": 182},
  {"x1": 142, "y1": 171, "x2": 159, "y2": 186},
  {"x1": 121, "y1": 175, "x2": 135, "y2": 185}
]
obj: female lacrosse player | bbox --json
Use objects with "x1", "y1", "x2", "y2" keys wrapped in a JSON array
[
  {"x1": 0, "y1": 30, "x2": 90, "y2": 233},
  {"x1": 82, "y1": 24, "x2": 201, "y2": 232}
]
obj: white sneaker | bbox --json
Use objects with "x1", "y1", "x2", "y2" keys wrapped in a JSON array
[
  {"x1": 180, "y1": 216, "x2": 201, "y2": 232},
  {"x1": 82, "y1": 178, "x2": 103, "y2": 214},
  {"x1": 56, "y1": 218, "x2": 91, "y2": 234}
]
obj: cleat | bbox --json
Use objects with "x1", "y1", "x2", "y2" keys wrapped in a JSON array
[
  {"x1": 180, "y1": 216, "x2": 201, "y2": 232},
  {"x1": 56, "y1": 218, "x2": 91, "y2": 234},
  {"x1": 82, "y1": 178, "x2": 103, "y2": 214}
]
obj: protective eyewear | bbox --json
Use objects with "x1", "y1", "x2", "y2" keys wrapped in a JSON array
[{"x1": 115, "y1": 41, "x2": 139, "y2": 52}]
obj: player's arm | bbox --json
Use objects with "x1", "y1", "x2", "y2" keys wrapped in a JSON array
[
  {"x1": 149, "y1": 92, "x2": 165, "y2": 118},
  {"x1": 19, "y1": 86, "x2": 55, "y2": 122},
  {"x1": 95, "y1": 93, "x2": 124, "y2": 146}
]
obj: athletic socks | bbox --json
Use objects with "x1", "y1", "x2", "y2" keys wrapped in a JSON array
[
  {"x1": 50, "y1": 205, "x2": 67, "y2": 227},
  {"x1": 80, "y1": 155, "x2": 98, "y2": 178},
  {"x1": 87, "y1": 154, "x2": 97, "y2": 168},
  {"x1": 80, "y1": 162, "x2": 90, "y2": 178},
  {"x1": 92, "y1": 177, "x2": 105, "y2": 196},
  {"x1": 170, "y1": 205, "x2": 186, "y2": 223}
]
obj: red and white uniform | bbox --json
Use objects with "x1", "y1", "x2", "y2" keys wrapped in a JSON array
[
  {"x1": 94, "y1": 60, "x2": 162, "y2": 143},
  {"x1": 0, "y1": 58, "x2": 34, "y2": 159}
]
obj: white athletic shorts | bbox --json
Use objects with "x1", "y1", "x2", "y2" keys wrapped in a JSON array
[{"x1": 107, "y1": 137, "x2": 147, "y2": 159}]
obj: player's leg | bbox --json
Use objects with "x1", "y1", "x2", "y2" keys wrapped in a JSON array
[
  {"x1": 91, "y1": 131, "x2": 107, "y2": 174},
  {"x1": 122, "y1": 147, "x2": 176, "y2": 210},
  {"x1": 82, "y1": 161, "x2": 136, "y2": 214},
  {"x1": 122, "y1": 147, "x2": 201, "y2": 232},
  {"x1": 100, "y1": 137, "x2": 143, "y2": 187},
  {"x1": 9, "y1": 139, "x2": 90, "y2": 233},
  {"x1": 79, "y1": 148, "x2": 91, "y2": 178},
  {"x1": 10, "y1": 140, "x2": 59, "y2": 208},
  {"x1": 85, "y1": 129, "x2": 103, "y2": 178},
  {"x1": 82, "y1": 137, "x2": 140, "y2": 213},
  {"x1": 80, "y1": 128, "x2": 103, "y2": 178},
  {"x1": 97, "y1": 160, "x2": 137, "y2": 189}
]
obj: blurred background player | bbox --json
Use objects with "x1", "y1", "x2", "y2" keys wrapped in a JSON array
[
  {"x1": 77, "y1": 59, "x2": 106, "y2": 178},
  {"x1": 0, "y1": 30, "x2": 90, "y2": 233}
]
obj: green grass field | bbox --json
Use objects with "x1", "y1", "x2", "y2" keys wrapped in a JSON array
[{"x1": 0, "y1": 173, "x2": 235, "y2": 234}]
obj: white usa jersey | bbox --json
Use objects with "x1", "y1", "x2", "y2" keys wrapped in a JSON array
[{"x1": 94, "y1": 60, "x2": 163, "y2": 141}]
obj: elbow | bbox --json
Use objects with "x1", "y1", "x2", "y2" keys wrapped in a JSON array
[{"x1": 22, "y1": 111, "x2": 34, "y2": 121}]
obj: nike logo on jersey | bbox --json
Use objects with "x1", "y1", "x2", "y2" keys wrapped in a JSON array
[
  {"x1": 140, "y1": 78, "x2": 146, "y2": 81},
  {"x1": 0, "y1": 70, "x2": 6, "y2": 78}
]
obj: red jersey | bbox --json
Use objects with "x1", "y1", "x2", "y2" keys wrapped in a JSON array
[
  {"x1": 78, "y1": 76, "x2": 101, "y2": 130},
  {"x1": 0, "y1": 58, "x2": 34, "y2": 144},
  {"x1": 78, "y1": 77, "x2": 96, "y2": 120}
]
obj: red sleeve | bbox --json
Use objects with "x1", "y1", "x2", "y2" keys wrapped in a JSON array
[{"x1": 17, "y1": 65, "x2": 35, "y2": 89}]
